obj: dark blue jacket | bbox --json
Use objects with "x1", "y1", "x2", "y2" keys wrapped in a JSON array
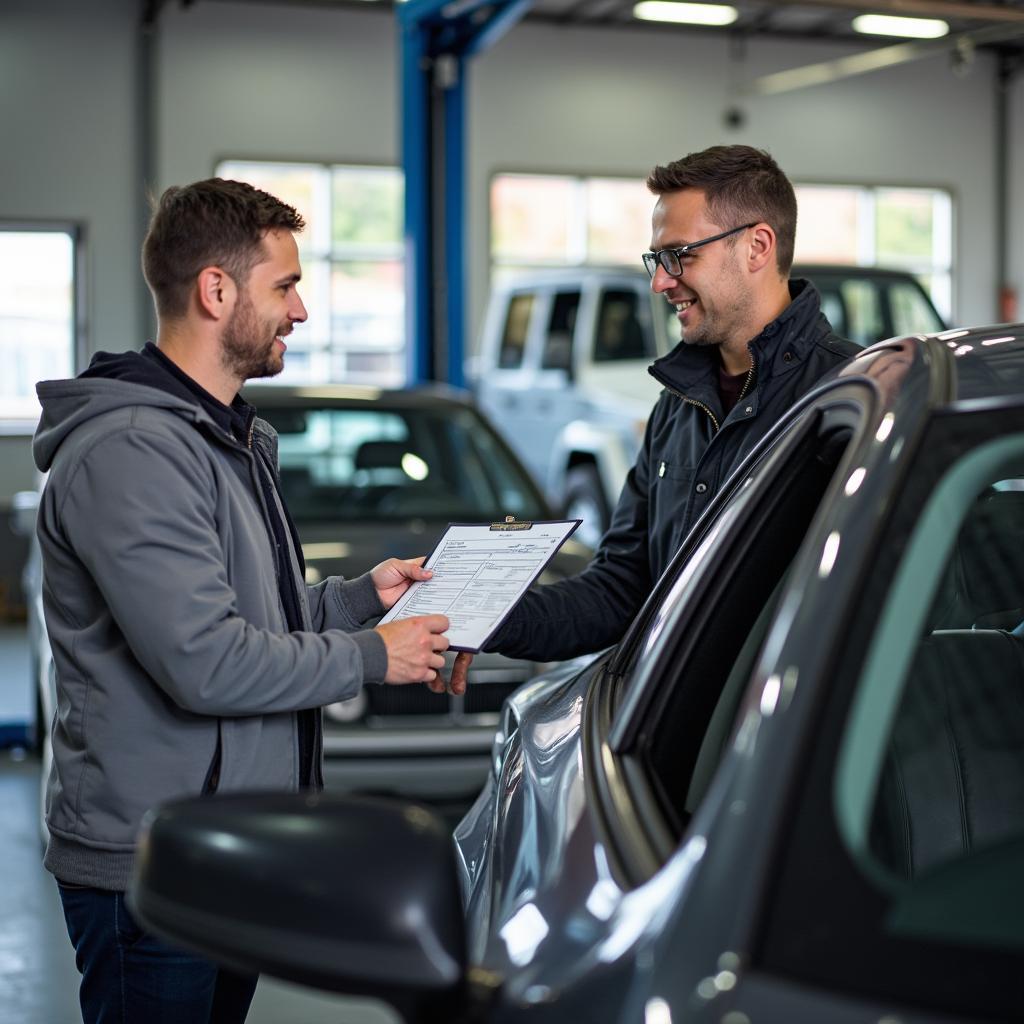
[{"x1": 488, "y1": 279, "x2": 859, "y2": 661}]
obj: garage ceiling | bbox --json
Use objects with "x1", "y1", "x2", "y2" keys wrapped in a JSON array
[{"x1": 525, "y1": 0, "x2": 1024, "y2": 45}]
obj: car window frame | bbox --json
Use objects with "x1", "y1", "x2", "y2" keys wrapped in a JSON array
[{"x1": 583, "y1": 379, "x2": 877, "y2": 886}]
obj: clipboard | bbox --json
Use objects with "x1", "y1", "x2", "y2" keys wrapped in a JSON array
[{"x1": 377, "y1": 516, "x2": 582, "y2": 652}]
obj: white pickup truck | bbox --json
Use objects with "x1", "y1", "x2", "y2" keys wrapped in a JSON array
[{"x1": 472, "y1": 265, "x2": 944, "y2": 547}]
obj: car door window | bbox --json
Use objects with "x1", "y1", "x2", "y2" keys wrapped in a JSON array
[
  {"x1": 890, "y1": 279, "x2": 943, "y2": 336},
  {"x1": 841, "y1": 279, "x2": 884, "y2": 345},
  {"x1": 759, "y1": 417, "x2": 1024, "y2": 1020},
  {"x1": 593, "y1": 289, "x2": 652, "y2": 362},
  {"x1": 540, "y1": 291, "x2": 580, "y2": 371},
  {"x1": 498, "y1": 293, "x2": 534, "y2": 369},
  {"x1": 264, "y1": 405, "x2": 545, "y2": 521},
  {"x1": 605, "y1": 395, "x2": 865, "y2": 859}
]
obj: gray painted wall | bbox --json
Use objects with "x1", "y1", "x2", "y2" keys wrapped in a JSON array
[{"x1": 2, "y1": 0, "x2": 1023, "y2": 517}]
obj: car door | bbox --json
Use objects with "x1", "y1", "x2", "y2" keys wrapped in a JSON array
[{"x1": 750, "y1": 403, "x2": 1024, "y2": 1023}]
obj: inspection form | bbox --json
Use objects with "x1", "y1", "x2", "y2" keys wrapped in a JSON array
[{"x1": 377, "y1": 519, "x2": 581, "y2": 651}]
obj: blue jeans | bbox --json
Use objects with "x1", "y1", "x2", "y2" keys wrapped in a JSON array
[{"x1": 57, "y1": 881, "x2": 258, "y2": 1024}]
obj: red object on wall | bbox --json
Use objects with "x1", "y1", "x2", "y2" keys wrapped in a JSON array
[{"x1": 999, "y1": 286, "x2": 1019, "y2": 324}]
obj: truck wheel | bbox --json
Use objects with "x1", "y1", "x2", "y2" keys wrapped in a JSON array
[{"x1": 565, "y1": 465, "x2": 610, "y2": 549}]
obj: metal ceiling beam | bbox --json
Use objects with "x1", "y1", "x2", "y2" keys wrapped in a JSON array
[
  {"x1": 398, "y1": 0, "x2": 531, "y2": 386},
  {"x1": 743, "y1": 20, "x2": 1024, "y2": 95}
]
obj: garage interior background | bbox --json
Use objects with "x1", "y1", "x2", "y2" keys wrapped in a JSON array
[{"x1": 1, "y1": 0, "x2": 1023, "y2": 611}]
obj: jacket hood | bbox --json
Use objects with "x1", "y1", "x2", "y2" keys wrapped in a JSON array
[{"x1": 34, "y1": 350, "x2": 212, "y2": 471}]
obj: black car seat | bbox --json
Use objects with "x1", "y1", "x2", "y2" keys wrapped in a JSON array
[{"x1": 870, "y1": 489, "x2": 1024, "y2": 878}]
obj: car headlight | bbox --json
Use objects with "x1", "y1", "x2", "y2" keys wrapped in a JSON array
[{"x1": 324, "y1": 690, "x2": 368, "y2": 724}]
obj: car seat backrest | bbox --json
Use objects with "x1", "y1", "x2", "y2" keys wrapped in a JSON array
[
  {"x1": 958, "y1": 489, "x2": 1024, "y2": 629},
  {"x1": 870, "y1": 629, "x2": 1024, "y2": 878},
  {"x1": 353, "y1": 440, "x2": 415, "y2": 472}
]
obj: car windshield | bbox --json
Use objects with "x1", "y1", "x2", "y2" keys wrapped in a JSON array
[{"x1": 259, "y1": 403, "x2": 548, "y2": 523}]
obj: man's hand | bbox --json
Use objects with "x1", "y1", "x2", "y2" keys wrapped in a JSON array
[
  {"x1": 426, "y1": 651, "x2": 473, "y2": 696},
  {"x1": 371, "y1": 556, "x2": 432, "y2": 610},
  {"x1": 376, "y1": 615, "x2": 450, "y2": 684}
]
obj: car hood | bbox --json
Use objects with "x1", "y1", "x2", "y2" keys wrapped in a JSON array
[{"x1": 453, "y1": 652, "x2": 711, "y2": 1015}]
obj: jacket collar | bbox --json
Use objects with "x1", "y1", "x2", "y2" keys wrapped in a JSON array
[{"x1": 649, "y1": 278, "x2": 825, "y2": 399}]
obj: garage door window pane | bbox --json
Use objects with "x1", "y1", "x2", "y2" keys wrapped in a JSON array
[
  {"x1": 0, "y1": 229, "x2": 76, "y2": 421},
  {"x1": 876, "y1": 188, "x2": 936, "y2": 265},
  {"x1": 794, "y1": 186, "x2": 861, "y2": 263},
  {"x1": 492, "y1": 175, "x2": 575, "y2": 265},
  {"x1": 586, "y1": 178, "x2": 652, "y2": 265},
  {"x1": 794, "y1": 183, "x2": 953, "y2": 323},
  {"x1": 332, "y1": 167, "x2": 403, "y2": 247},
  {"x1": 216, "y1": 160, "x2": 403, "y2": 387}
]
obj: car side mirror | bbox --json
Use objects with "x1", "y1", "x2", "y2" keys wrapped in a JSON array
[{"x1": 129, "y1": 792, "x2": 470, "y2": 1021}]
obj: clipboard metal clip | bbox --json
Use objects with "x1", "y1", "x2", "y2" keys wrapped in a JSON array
[{"x1": 490, "y1": 514, "x2": 533, "y2": 531}]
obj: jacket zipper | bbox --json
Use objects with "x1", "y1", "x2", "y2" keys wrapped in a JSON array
[
  {"x1": 737, "y1": 363, "x2": 755, "y2": 402},
  {"x1": 246, "y1": 417, "x2": 321, "y2": 790},
  {"x1": 664, "y1": 384, "x2": 720, "y2": 433}
]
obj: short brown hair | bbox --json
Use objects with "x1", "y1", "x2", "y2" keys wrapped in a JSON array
[
  {"x1": 646, "y1": 146, "x2": 797, "y2": 275},
  {"x1": 142, "y1": 178, "x2": 305, "y2": 319}
]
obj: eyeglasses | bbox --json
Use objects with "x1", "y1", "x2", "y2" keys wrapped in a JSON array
[{"x1": 642, "y1": 222, "x2": 758, "y2": 279}]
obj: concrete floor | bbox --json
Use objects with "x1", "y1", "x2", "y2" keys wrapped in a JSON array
[{"x1": 0, "y1": 625, "x2": 400, "y2": 1024}]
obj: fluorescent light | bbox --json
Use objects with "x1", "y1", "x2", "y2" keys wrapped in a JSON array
[
  {"x1": 852, "y1": 14, "x2": 948, "y2": 38},
  {"x1": 634, "y1": 1, "x2": 738, "y2": 26}
]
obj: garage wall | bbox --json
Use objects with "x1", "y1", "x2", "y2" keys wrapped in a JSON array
[
  {"x1": 2, "y1": 0, "x2": 1023, "y2": 513},
  {"x1": 0, "y1": 0, "x2": 139, "y2": 528},
  {"x1": 469, "y1": 22, "x2": 1002, "y2": 336},
  {"x1": 154, "y1": 3, "x2": 1008, "y2": 343},
  {"x1": 155, "y1": 4, "x2": 398, "y2": 189}
]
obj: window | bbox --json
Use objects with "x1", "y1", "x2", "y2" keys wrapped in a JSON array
[
  {"x1": 540, "y1": 291, "x2": 580, "y2": 371},
  {"x1": 490, "y1": 173, "x2": 651, "y2": 283},
  {"x1": 760, "y1": 412, "x2": 1024, "y2": 1019},
  {"x1": 257, "y1": 403, "x2": 546, "y2": 523},
  {"x1": 794, "y1": 184, "x2": 953, "y2": 322},
  {"x1": 599, "y1": 391, "x2": 865, "y2": 873},
  {"x1": 488, "y1": 174, "x2": 955, "y2": 324},
  {"x1": 593, "y1": 289, "x2": 652, "y2": 363},
  {"x1": 497, "y1": 293, "x2": 533, "y2": 369},
  {"x1": 216, "y1": 161, "x2": 404, "y2": 387},
  {"x1": 0, "y1": 226, "x2": 79, "y2": 423}
]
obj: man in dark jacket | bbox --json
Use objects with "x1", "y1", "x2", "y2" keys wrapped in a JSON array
[
  {"x1": 36, "y1": 179, "x2": 453, "y2": 1024},
  {"x1": 445, "y1": 146, "x2": 858, "y2": 680}
]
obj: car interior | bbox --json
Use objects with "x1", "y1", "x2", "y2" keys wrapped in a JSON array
[{"x1": 868, "y1": 486, "x2": 1024, "y2": 879}]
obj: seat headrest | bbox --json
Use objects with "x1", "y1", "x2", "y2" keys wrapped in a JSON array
[
  {"x1": 957, "y1": 489, "x2": 1024, "y2": 626},
  {"x1": 354, "y1": 440, "x2": 416, "y2": 471}
]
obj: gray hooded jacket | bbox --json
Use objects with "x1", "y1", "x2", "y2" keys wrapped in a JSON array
[{"x1": 34, "y1": 376, "x2": 388, "y2": 890}]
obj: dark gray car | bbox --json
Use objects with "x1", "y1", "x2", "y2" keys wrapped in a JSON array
[{"x1": 133, "y1": 324, "x2": 1024, "y2": 1022}]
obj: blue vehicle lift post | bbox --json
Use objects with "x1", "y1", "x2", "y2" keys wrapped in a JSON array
[{"x1": 398, "y1": 0, "x2": 531, "y2": 387}]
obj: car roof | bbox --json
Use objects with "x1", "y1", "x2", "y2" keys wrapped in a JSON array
[
  {"x1": 839, "y1": 324, "x2": 1024, "y2": 412},
  {"x1": 792, "y1": 263, "x2": 930, "y2": 282},
  {"x1": 241, "y1": 382, "x2": 476, "y2": 411}
]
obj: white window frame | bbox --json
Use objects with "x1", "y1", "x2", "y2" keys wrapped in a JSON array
[
  {"x1": 0, "y1": 222, "x2": 84, "y2": 431},
  {"x1": 215, "y1": 159, "x2": 405, "y2": 387}
]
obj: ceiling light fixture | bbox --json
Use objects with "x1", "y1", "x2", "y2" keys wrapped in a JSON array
[
  {"x1": 634, "y1": 1, "x2": 739, "y2": 27},
  {"x1": 852, "y1": 14, "x2": 949, "y2": 38}
]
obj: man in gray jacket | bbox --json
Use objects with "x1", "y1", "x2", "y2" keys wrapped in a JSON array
[{"x1": 34, "y1": 178, "x2": 452, "y2": 1023}]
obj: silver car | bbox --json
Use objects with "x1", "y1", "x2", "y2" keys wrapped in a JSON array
[{"x1": 133, "y1": 324, "x2": 1024, "y2": 1022}]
